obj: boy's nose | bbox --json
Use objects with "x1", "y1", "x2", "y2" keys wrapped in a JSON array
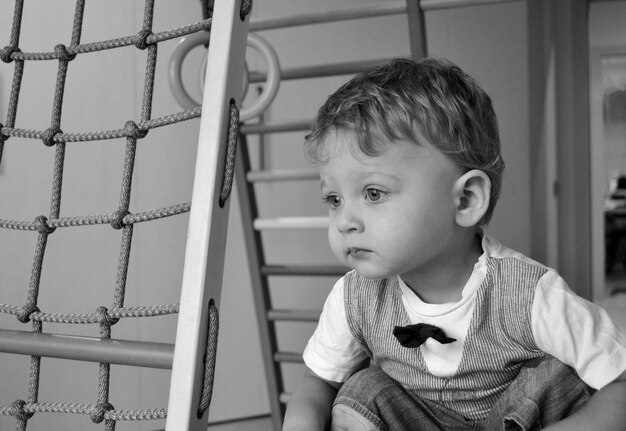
[{"x1": 335, "y1": 207, "x2": 364, "y2": 234}]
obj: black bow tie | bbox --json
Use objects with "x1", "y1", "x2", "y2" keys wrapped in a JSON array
[{"x1": 393, "y1": 323, "x2": 456, "y2": 348}]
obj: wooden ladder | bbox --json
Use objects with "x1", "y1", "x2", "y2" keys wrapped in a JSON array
[{"x1": 235, "y1": 2, "x2": 426, "y2": 429}]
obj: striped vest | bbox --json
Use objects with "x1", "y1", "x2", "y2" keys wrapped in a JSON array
[{"x1": 344, "y1": 256, "x2": 548, "y2": 420}]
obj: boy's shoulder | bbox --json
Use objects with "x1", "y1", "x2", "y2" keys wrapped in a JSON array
[
  {"x1": 481, "y1": 236, "x2": 572, "y2": 305},
  {"x1": 482, "y1": 235, "x2": 553, "y2": 276},
  {"x1": 482, "y1": 235, "x2": 543, "y2": 266}
]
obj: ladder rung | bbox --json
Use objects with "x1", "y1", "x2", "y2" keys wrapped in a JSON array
[
  {"x1": 0, "y1": 329, "x2": 173, "y2": 370},
  {"x1": 267, "y1": 309, "x2": 321, "y2": 322},
  {"x1": 274, "y1": 351, "x2": 304, "y2": 363},
  {"x1": 249, "y1": 2, "x2": 407, "y2": 31},
  {"x1": 240, "y1": 120, "x2": 311, "y2": 135},
  {"x1": 420, "y1": 0, "x2": 521, "y2": 12},
  {"x1": 249, "y1": 58, "x2": 392, "y2": 83},
  {"x1": 247, "y1": 168, "x2": 318, "y2": 183},
  {"x1": 262, "y1": 265, "x2": 348, "y2": 276},
  {"x1": 254, "y1": 216, "x2": 328, "y2": 230}
]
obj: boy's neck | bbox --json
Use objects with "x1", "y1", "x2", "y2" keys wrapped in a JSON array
[{"x1": 401, "y1": 233, "x2": 483, "y2": 304}]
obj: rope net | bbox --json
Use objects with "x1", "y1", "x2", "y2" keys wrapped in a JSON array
[{"x1": 0, "y1": 0, "x2": 249, "y2": 429}]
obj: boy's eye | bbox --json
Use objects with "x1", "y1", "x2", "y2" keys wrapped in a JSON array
[
  {"x1": 365, "y1": 188, "x2": 383, "y2": 202},
  {"x1": 323, "y1": 194, "x2": 342, "y2": 209}
]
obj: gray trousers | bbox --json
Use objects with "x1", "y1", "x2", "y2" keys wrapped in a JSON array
[{"x1": 331, "y1": 356, "x2": 593, "y2": 431}]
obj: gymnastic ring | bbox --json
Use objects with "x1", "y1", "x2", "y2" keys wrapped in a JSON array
[
  {"x1": 169, "y1": 31, "x2": 209, "y2": 110},
  {"x1": 168, "y1": 31, "x2": 281, "y2": 122}
]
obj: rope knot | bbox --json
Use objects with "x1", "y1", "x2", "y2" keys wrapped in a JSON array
[
  {"x1": 110, "y1": 209, "x2": 129, "y2": 230},
  {"x1": 0, "y1": 122, "x2": 6, "y2": 144},
  {"x1": 11, "y1": 399, "x2": 34, "y2": 421},
  {"x1": 90, "y1": 402, "x2": 114, "y2": 423},
  {"x1": 54, "y1": 44, "x2": 76, "y2": 62},
  {"x1": 42, "y1": 127, "x2": 62, "y2": 147},
  {"x1": 95, "y1": 306, "x2": 119, "y2": 326},
  {"x1": 124, "y1": 120, "x2": 148, "y2": 139},
  {"x1": 0, "y1": 45, "x2": 20, "y2": 63},
  {"x1": 240, "y1": 0, "x2": 252, "y2": 20},
  {"x1": 34, "y1": 215, "x2": 55, "y2": 235},
  {"x1": 17, "y1": 304, "x2": 40, "y2": 323},
  {"x1": 134, "y1": 29, "x2": 152, "y2": 50}
]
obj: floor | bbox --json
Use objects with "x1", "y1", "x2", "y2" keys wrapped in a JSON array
[
  {"x1": 150, "y1": 415, "x2": 274, "y2": 431},
  {"x1": 207, "y1": 415, "x2": 273, "y2": 431}
]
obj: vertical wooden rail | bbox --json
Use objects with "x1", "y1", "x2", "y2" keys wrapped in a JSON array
[
  {"x1": 406, "y1": 0, "x2": 427, "y2": 59},
  {"x1": 165, "y1": 0, "x2": 249, "y2": 430},
  {"x1": 236, "y1": 135, "x2": 285, "y2": 430}
]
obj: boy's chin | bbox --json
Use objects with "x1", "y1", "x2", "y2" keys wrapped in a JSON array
[{"x1": 352, "y1": 266, "x2": 394, "y2": 280}]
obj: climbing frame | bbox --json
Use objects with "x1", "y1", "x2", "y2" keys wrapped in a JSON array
[{"x1": 0, "y1": 1, "x2": 250, "y2": 430}]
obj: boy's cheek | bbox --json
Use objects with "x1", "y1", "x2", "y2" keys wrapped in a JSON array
[{"x1": 328, "y1": 235, "x2": 346, "y2": 261}]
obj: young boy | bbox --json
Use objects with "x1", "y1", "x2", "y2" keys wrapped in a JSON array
[{"x1": 283, "y1": 58, "x2": 626, "y2": 430}]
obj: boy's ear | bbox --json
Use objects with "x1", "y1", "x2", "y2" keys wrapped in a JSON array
[{"x1": 452, "y1": 170, "x2": 491, "y2": 227}]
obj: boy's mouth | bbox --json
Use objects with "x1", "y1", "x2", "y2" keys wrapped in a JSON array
[{"x1": 347, "y1": 247, "x2": 370, "y2": 257}]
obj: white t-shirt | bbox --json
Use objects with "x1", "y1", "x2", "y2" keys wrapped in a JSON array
[{"x1": 304, "y1": 236, "x2": 626, "y2": 390}]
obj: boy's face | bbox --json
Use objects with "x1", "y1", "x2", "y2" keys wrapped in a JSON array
[{"x1": 318, "y1": 130, "x2": 464, "y2": 282}]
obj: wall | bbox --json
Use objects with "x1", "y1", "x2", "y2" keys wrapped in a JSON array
[
  {"x1": 0, "y1": 0, "x2": 532, "y2": 428},
  {"x1": 426, "y1": 2, "x2": 530, "y2": 252}
]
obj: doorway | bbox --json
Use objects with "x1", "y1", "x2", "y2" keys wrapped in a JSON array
[{"x1": 588, "y1": 1, "x2": 626, "y2": 303}]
